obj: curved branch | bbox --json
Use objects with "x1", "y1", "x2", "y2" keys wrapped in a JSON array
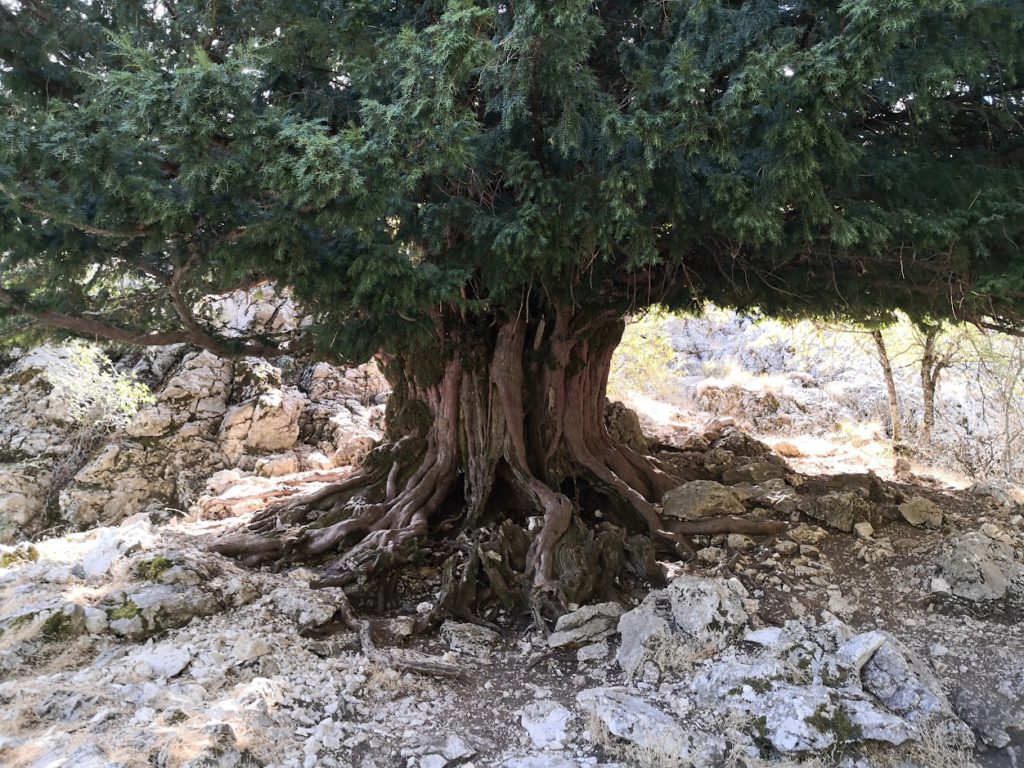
[{"x1": 0, "y1": 280, "x2": 283, "y2": 358}]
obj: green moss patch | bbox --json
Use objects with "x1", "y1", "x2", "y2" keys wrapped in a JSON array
[
  {"x1": 108, "y1": 597, "x2": 140, "y2": 620},
  {"x1": 135, "y1": 555, "x2": 173, "y2": 582}
]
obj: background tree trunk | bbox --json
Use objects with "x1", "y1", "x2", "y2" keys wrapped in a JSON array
[
  {"x1": 871, "y1": 330, "x2": 902, "y2": 442},
  {"x1": 919, "y1": 325, "x2": 941, "y2": 444}
]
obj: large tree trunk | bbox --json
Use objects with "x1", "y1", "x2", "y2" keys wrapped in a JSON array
[{"x1": 211, "y1": 309, "x2": 779, "y2": 623}]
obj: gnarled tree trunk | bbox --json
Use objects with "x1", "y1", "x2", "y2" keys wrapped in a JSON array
[{"x1": 212, "y1": 308, "x2": 776, "y2": 623}]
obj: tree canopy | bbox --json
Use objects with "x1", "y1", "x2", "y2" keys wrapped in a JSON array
[{"x1": 1, "y1": 0, "x2": 1022, "y2": 358}]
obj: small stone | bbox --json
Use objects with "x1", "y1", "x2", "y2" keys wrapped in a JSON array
[
  {"x1": 929, "y1": 644, "x2": 948, "y2": 657},
  {"x1": 697, "y1": 547, "x2": 726, "y2": 564},
  {"x1": 854, "y1": 521, "x2": 874, "y2": 539},
  {"x1": 726, "y1": 534, "x2": 755, "y2": 551},
  {"x1": 232, "y1": 637, "x2": 270, "y2": 664},
  {"x1": 775, "y1": 541, "x2": 799, "y2": 556},
  {"x1": 577, "y1": 641, "x2": 609, "y2": 664}
]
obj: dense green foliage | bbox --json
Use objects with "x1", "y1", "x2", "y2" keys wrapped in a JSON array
[{"x1": 1, "y1": 0, "x2": 1022, "y2": 359}]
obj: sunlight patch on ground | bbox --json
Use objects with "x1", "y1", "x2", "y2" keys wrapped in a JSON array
[{"x1": 620, "y1": 393, "x2": 685, "y2": 427}]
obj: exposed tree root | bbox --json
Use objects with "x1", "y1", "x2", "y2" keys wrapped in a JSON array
[{"x1": 332, "y1": 591, "x2": 463, "y2": 679}]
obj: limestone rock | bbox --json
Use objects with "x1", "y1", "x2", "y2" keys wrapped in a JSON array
[
  {"x1": 130, "y1": 643, "x2": 192, "y2": 679},
  {"x1": 604, "y1": 401, "x2": 648, "y2": 454},
  {"x1": 688, "y1": 619, "x2": 968, "y2": 756},
  {"x1": 861, "y1": 636, "x2": 963, "y2": 727},
  {"x1": 547, "y1": 602, "x2": 624, "y2": 649},
  {"x1": 854, "y1": 521, "x2": 874, "y2": 539},
  {"x1": 441, "y1": 621, "x2": 500, "y2": 659},
  {"x1": 953, "y1": 686, "x2": 1024, "y2": 749},
  {"x1": 661, "y1": 480, "x2": 745, "y2": 520},
  {"x1": 62, "y1": 351, "x2": 233, "y2": 528},
  {"x1": 79, "y1": 516, "x2": 156, "y2": 578},
  {"x1": 721, "y1": 460, "x2": 786, "y2": 485},
  {"x1": 577, "y1": 688, "x2": 722, "y2": 766},
  {"x1": 787, "y1": 523, "x2": 829, "y2": 546},
  {"x1": 801, "y1": 491, "x2": 872, "y2": 533},
  {"x1": 220, "y1": 386, "x2": 306, "y2": 464},
  {"x1": 935, "y1": 530, "x2": 1023, "y2": 601},
  {"x1": 899, "y1": 497, "x2": 943, "y2": 529},
  {"x1": 520, "y1": 700, "x2": 574, "y2": 749},
  {"x1": 616, "y1": 576, "x2": 754, "y2": 675},
  {"x1": 616, "y1": 598, "x2": 672, "y2": 676},
  {"x1": 103, "y1": 584, "x2": 221, "y2": 640}
]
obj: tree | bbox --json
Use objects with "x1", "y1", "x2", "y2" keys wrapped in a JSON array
[
  {"x1": 870, "y1": 329, "x2": 902, "y2": 443},
  {"x1": 2, "y1": 1, "x2": 1023, "y2": 621}
]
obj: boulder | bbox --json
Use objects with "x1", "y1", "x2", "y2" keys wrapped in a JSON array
[
  {"x1": 800, "y1": 491, "x2": 872, "y2": 533},
  {"x1": 899, "y1": 497, "x2": 943, "y2": 529},
  {"x1": 687, "y1": 619, "x2": 968, "y2": 755},
  {"x1": 616, "y1": 576, "x2": 754, "y2": 675},
  {"x1": 935, "y1": 530, "x2": 1023, "y2": 601},
  {"x1": 721, "y1": 460, "x2": 786, "y2": 485},
  {"x1": 220, "y1": 387, "x2": 306, "y2": 464},
  {"x1": 953, "y1": 686, "x2": 1024, "y2": 749},
  {"x1": 441, "y1": 621, "x2": 500, "y2": 659},
  {"x1": 661, "y1": 481, "x2": 745, "y2": 520},
  {"x1": 129, "y1": 643, "x2": 192, "y2": 679}
]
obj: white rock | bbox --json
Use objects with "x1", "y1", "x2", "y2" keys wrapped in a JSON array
[
  {"x1": 577, "y1": 688, "x2": 722, "y2": 766},
  {"x1": 521, "y1": 700, "x2": 574, "y2": 748},
  {"x1": 935, "y1": 531, "x2": 1022, "y2": 601},
  {"x1": 132, "y1": 644, "x2": 191, "y2": 679},
  {"x1": 576, "y1": 641, "x2": 609, "y2": 663},
  {"x1": 80, "y1": 516, "x2": 156, "y2": 578},
  {"x1": 836, "y1": 631, "x2": 887, "y2": 673},
  {"x1": 232, "y1": 637, "x2": 270, "y2": 664},
  {"x1": 548, "y1": 602, "x2": 624, "y2": 648},
  {"x1": 899, "y1": 497, "x2": 943, "y2": 529}
]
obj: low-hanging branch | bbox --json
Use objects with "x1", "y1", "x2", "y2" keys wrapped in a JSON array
[{"x1": 0, "y1": 280, "x2": 283, "y2": 358}]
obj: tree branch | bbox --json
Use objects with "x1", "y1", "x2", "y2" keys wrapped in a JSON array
[
  {"x1": 0, "y1": 280, "x2": 284, "y2": 358},
  {"x1": 0, "y1": 181, "x2": 154, "y2": 239}
]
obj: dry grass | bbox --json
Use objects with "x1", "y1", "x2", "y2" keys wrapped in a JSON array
[
  {"x1": 643, "y1": 634, "x2": 719, "y2": 678},
  {"x1": 363, "y1": 661, "x2": 437, "y2": 701},
  {"x1": 862, "y1": 719, "x2": 980, "y2": 768},
  {"x1": 584, "y1": 708, "x2": 691, "y2": 768}
]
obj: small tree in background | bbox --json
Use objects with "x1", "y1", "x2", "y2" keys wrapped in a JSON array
[{"x1": 1, "y1": 1, "x2": 1022, "y2": 620}]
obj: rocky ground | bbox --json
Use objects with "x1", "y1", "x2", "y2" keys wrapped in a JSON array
[
  {"x1": 1, "y1": 416, "x2": 1022, "y2": 767},
  {"x1": 1, "y1": 306, "x2": 1023, "y2": 768}
]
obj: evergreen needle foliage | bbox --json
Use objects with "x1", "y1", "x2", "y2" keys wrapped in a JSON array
[{"x1": 0, "y1": 0, "x2": 1021, "y2": 354}]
